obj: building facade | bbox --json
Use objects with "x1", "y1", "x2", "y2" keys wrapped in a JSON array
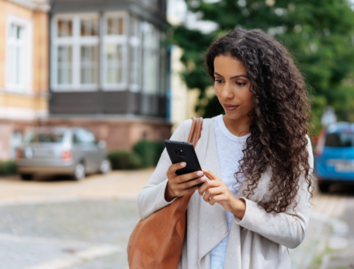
[
  {"x1": 44, "y1": 0, "x2": 171, "y2": 151},
  {"x1": 0, "y1": 0, "x2": 50, "y2": 160}
]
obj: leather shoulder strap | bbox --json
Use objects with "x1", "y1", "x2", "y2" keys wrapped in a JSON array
[{"x1": 187, "y1": 117, "x2": 203, "y2": 148}]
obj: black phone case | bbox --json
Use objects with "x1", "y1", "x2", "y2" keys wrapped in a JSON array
[{"x1": 164, "y1": 140, "x2": 203, "y2": 187}]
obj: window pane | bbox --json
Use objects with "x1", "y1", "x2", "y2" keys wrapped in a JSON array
[
  {"x1": 325, "y1": 133, "x2": 354, "y2": 147},
  {"x1": 107, "y1": 17, "x2": 124, "y2": 35},
  {"x1": 17, "y1": 26, "x2": 23, "y2": 39},
  {"x1": 80, "y1": 18, "x2": 98, "y2": 36},
  {"x1": 17, "y1": 46, "x2": 22, "y2": 84},
  {"x1": 130, "y1": 17, "x2": 140, "y2": 37},
  {"x1": 10, "y1": 24, "x2": 17, "y2": 38},
  {"x1": 80, "y1": 46, "x2": 98, "y2": 84},
  {"x1": 9, "y1": 45, "x2": 17, "y2": 84},
  {"x1": 57, "y1": 19, "x2": 73, "y2": 37},
  {"x1": 130, "y1": 46, "x2": 139, "y2": 85},
  {"x1": 57, "y1": 46, "x2": 72, "y2": 85},
  {"x1": 142, "y1": 22, "x2": 158, "y2": 93},
  {"x1": 105, "y1": 44, "x2": 124, "y2": 84}
]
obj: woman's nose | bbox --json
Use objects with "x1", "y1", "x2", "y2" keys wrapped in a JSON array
[{"x1": 221, "y1": 82, "x2": 234, "y2": 100}]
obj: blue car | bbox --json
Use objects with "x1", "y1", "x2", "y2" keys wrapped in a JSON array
[{"x1": 315, "y1": 122, "x2": 354, "y2": 192}]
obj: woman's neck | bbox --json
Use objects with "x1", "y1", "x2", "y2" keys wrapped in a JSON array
[{"x1": 222, "y1": 114, "x2": 251, "y2": 137}]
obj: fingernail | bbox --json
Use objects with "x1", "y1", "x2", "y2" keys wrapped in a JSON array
[
  {"x1": 201, "y1": 176, "x2": 206, "y2": 181},
  {"x1": 197, "y1": 171, "x2": 203, "y2": 176},
  {"x1": 181, "y1": 162, "x2": 186, "y2": 167}
]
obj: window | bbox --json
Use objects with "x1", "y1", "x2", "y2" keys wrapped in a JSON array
[
  {"x1": 6, "y1": 15, "x2": 32, "y2": 92},
  {"x1": 142, "y1": 22, "x2": 159, "y2": 94},
  {"x1": 25, "y1": 133, "x2": 64, "y2": 143},
  {"x1": 129, "y1": 16, "x2": 141, "y2": 92},
  {"x1": 52, "y1": 14, "x2": 99, "y2": 91},
  {"x1": 74, "y1": 129, "x2": 96, "y2": 145},
  {"x1": 102, "y1": 12, "x2": 128, "y2": 90}
]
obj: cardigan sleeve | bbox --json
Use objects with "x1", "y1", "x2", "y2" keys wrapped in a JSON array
[
  {"x1": 137, "y1": 119, "x2": 192, "y2": 220},
  {"x1": 234, "y1": 135, "x2": 314, "y2": 249}
]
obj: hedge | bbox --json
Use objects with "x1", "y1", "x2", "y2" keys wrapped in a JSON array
[
  {"x1": 0, "y1": 160, "x2": 17, "y2": 175},
  {"x1": 108, "y1": 151, "x2": 142, "y2": 170},
  {"x1": 133, "y1": 140, "x2": 165, "y2": 168}
]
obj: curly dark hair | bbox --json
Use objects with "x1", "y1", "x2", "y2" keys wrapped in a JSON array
[{"x1": 205, "y1": 28, "x2": 313, "y2": 213}]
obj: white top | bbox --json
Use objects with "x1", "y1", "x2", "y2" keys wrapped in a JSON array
[{"x1": 210, "y1": 114, "x2": 250, "y2": 269}]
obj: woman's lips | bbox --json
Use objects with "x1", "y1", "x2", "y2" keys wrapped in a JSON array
[{"x1": 223, "y1": 104, "x2": 239, "y2": 111}]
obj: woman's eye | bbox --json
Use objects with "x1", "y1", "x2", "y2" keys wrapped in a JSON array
[
  {"x1": 214, "y1": 79, "x2": 224, "y2": 83},
  {"x1": 236, "y1": 82, "x2": 246, "y2": 86}
]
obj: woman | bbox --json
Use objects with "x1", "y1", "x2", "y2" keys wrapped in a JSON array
[{"x1": 137, "y1": 28, "x2": 313, "y2": 269}]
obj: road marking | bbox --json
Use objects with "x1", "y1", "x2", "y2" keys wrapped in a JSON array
[{"x1": 26, "y1": 245, "x2": 122, "y2": 269}]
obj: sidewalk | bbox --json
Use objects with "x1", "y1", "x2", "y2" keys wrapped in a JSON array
[
  {"x1": 0, "y1": 169, "x2": 352, "y2": 269},
  {"x1": 0, "y1": 168, "x2": 155, "y2": 204}
]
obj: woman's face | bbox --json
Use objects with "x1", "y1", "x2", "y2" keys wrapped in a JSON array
[{"x1": 214, "y1": 54, "x2": 254, "y2": 121}]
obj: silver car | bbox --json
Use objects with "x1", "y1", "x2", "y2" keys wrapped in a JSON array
[{"x1": 16, "y1": 127, "x2": 111, "y2": 181}]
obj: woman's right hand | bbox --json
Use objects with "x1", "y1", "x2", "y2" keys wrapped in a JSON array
[{"x1": 165, "y1": 162, "x2": 206, "y2": 202}]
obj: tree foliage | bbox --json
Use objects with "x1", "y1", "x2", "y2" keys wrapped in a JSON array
[{"x1": 171, "y1": 0, "x2": 354, "y2": 133}]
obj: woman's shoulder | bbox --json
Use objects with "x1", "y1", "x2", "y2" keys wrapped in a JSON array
[{"x1": 171, "y1": 117, "x2": 215, "y2": 140}]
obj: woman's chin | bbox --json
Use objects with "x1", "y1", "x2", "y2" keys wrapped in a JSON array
[{"x1": 224, "y1": 111, "x2": 240, "y2": 120}]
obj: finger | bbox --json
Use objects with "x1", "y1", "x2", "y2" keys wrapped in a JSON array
[
  {"x1": 178, "y1": 170, "x2": 204, "y2": 183},
  {"x1": 203, "y1": 187, "x2": 224, "y2": 202},
  {"x1": 167, "y1": 162, "x2": 187, "y2": 177},
  {"x1": 198, "y1": 179, "x2": 220, "y2": 194},
  {"x1": 202, "y1": 169, "x2": 217, "y2": 180},
  {"x1": 176, "y1": 185, "x2": 200, "y2": 197},
  {"x1": 209, "y1": 194, "x2": 226, "y2": 205},
  {"x1": 179, "y1": 176, "x2": 206, "y2": 189}
]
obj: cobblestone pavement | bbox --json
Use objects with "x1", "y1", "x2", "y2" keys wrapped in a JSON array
[{"x1": 0, "y1": 171, "x2": 353, "y2": 269}]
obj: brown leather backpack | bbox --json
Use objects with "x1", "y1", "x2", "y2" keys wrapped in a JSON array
[{"x1": 127, "y1": 117, "x2": 203, "y2": 269}]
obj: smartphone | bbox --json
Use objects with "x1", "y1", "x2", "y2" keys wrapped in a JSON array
[{"x1": 164, "y1": 140, "x2": 204, "y2": 187}]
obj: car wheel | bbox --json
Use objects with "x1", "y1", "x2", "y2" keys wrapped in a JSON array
[
  {"x1": 99, "y1": 159, "x2": 111, "y2": 174},
  {"x1": 318, "y1": 182, "x2": 330, "y2": 193},
  {"x1": 20, "y1": 174, "x2": 33, "y2": 181},
  {"x1": 74, "y1": 163, "x2": 86, "y2": 181}
]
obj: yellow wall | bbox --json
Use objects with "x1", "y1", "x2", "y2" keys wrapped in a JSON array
[
  {"x1": 0, "y1": 0, "x2": 48, "y2": 115},
  {"x1": 0, "y1": 0, "x2": 6, "y2": 88},
  {"x1": 32, "y1": 10, "x2": 49, "y2": 93}
]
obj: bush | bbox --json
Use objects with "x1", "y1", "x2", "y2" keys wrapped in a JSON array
[
  {"x1": 133, "y1": 140, "x2": 165, "y2": 168},
  {"x1": 0, "y1": 160, "x2": 17, "y2": 175},
  {"x1": 108, "y1": 151, "x2": 142, "y2": 170}
]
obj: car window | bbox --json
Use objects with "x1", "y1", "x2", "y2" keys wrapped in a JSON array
[
  {"x1": 324, "y1": 132, "x2": 354, "y2": 147},
  {"x1": 24, "y1": 133, "x2": 64, "y2": 143},
  {"x1": 74, "y1": 129, "x2": 96, "y2": 145}
]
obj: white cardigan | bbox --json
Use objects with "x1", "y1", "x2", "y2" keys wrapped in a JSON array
[{"x1": 137, "y1": 117, "x2": 313, "y2": 269}]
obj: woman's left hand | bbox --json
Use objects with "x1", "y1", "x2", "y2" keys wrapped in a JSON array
[{"x1": 199, "y1": 169, "x2": 246, "y2": 220}]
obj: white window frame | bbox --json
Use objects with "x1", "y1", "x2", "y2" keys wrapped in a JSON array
[
  {"x1": 101, "y1": 11, "x2": 129, "y2": 91},
  {"x1": 51, "y1": 13, "x2": 100, "y2": 92},
  {"x1": 5, "y1": 15, "x2": 33, "y2": 94}
]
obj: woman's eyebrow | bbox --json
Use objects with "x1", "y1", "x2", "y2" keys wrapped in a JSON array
[{"x1": 214, "y1": 72, "x2": 248, "y2": 79}]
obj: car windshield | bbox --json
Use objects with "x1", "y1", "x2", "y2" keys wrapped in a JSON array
[
  {"x1": 324, "y1": 132, "x2": 354, "y2": 147},
  {"x1": 24, "y1": 133, "x2": 64, "y2": 143}
]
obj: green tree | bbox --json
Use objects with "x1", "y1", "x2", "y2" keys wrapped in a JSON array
[{"x1": 172, "y1": 0, "x2": 354, "y2": 134}]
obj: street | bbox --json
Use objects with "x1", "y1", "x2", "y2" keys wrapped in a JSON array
[{"x1": 0, "y1": 171, "x2": 353, "y2": 269}]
